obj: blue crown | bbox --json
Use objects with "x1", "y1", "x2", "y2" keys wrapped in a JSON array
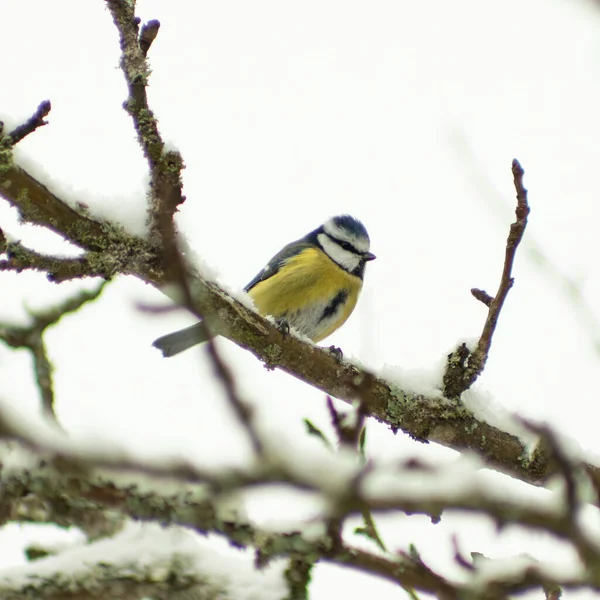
[{"x1": 330, "y1": 214, "x2": 370, "y2": 241}]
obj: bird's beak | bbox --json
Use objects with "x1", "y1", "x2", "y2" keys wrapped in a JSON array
[{"x1": 364, "y1": 251, "x2": 376, "y2": 261}]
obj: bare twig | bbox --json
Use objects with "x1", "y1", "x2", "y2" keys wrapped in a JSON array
[
  {"x1": 454, "y1": 131, "x2": 600, "y2": 357},
  {"x1": 340, "y1": 545, "x2": 458, "y2": 599},
  {"x1": 107, "y1": 0, "x2": 263, "y2": 458},
  {"x1": 105, "y1": 0, "x2": 185, "y2": 242},
  {"x1": 471, "y1": 287, "x2": 493, "y2": 307},
  {"x1": 326, "y1": 372, "x2": 371, "y2": 452},
  {"x1": 444, "y1": 159, "x2": 530, "y2": 397},
  {"x1": 356, "y1": 506, "x2": 387, "y2": 553},
  {"x1": 452, "y1": 535, "x2": 475, "y2": 571},
  {"x1": 0, "y1": 282, "x2": 107, "y2": 419},
  {"x1": 7, "y1": 100, "x2": 52, "y2": 145},
  {"x1": 139, "y1": 19, "x2": 161, "y2": 56},
  {"x1": 0, "y1": 240, "x2": 103, "y2": 282},
  {"x1": 326, "y1": 376, "x2": 385, "y2": 552}
]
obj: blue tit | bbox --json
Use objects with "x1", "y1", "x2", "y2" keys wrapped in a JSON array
[{"x1": 152, "y1": 214, "x2": 376, "y2": 357}]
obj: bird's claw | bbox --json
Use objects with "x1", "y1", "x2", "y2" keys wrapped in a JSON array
[
  {"x1": 328, "y1": 345, "x2": 343, "y2": 362},
  {"x1": 275, "y1": 318, "x2": 290, "y2": 336}
]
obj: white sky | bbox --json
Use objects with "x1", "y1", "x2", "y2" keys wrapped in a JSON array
[{"x1": 2, "y1": 0, "x2": 600, "y2": 598}]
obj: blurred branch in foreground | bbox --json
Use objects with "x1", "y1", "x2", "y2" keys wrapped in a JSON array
[
  {"x1": 0, "y1": 282, "x2": 107, "y2": 420},
  {"x1": 0, "y1": 524, "x2": 231, "y2": 600},
  {"x1": 0, "y1": 410, "x2": 594, "y2": 598}
]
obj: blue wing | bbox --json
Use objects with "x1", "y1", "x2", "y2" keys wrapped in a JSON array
[{"x1": 244, "y1": 239, "x2": 314, "y2": 292}]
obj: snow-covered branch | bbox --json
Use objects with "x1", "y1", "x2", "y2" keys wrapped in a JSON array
[
  {"x1": 1, "y1": 413, "x2": 599, "y2": 596},
  {"x1": 0, "y1": 524, "x2": 276, "y2": 600}
]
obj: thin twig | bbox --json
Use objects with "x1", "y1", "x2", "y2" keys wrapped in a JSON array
[
  {"x1": 0, "y1": 240, "x2": 100, "y2": 282},
  {"x1": 104, "y1": 0, "x2": 185, "y2": 241},
  {"x1": 106, "y1": 0, "x2": 263, "y2": 457},
  {"x1": 327, "y1": 376, "x2": 385, "y2": 551},
  {"x1": 357, "y1": 506, "x2": 387, "y2": 552},
  {"x1": 444, "y1": 159, "x2": 530, "y2": 397},
  {"x1": 454, "y1": 131, "x2": 600, "y2": 357},
  {"x1": 0, "y1": 282, "x2": 107, "y2": 420},
  {"x1": 7, "y1": 100, "x2": 52, "y2": 145},
  {"x1": 452, "y1": 535, "x2": 475, "y2": 571}
]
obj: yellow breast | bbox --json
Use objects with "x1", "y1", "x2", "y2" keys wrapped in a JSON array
[{"x1": 248, "y1": 247, "x2": 362, "y2": 341}]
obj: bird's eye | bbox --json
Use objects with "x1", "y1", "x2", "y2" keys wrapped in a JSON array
[{"x1": 340, "y1": 241, "x2": 353, "y2": 251}]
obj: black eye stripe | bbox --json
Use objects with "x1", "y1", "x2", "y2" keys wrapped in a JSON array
[{"x1": 325, "y1": 233, "x2": 360, "y2": 254}]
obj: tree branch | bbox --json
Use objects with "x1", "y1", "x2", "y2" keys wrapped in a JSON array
[
  {"x1": 3, "y1": 148, "x2": 600, "y2": 504},
  {"x1": 105, "y1": 1, "x2": 185, "y2": 241},
  {"x1": 0, "y1": 419, "x2": 596, "y2": 597},
  {"x1": 7, "y1": 100, "x2": 52, "y2": 145},
  {"x1": 0, "y1": 282, "x2": 107, "y2": 419},
  {"x1": 0, "y1": 240, "x2": 95, "y2": 282},
  {"x1": 105, "y1": 1, "x2": 264, "y2": 459},
  {"x1": 0, "y1": 525, "x2": 227, "y2": 600},
  {"x1": 444, "y1": 159, "x2": 530, "y2": 397}
]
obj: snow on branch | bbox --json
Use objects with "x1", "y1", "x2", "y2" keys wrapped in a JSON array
[
  {"x1": 0, "y1": 524, "x2": 247, "y2": 600},
  {"x1": 0, "y1": 239, "x2": 95, "y2": 282},
  {"x1": 0, "y1": 406, "x2": 598, "y2": 596}
]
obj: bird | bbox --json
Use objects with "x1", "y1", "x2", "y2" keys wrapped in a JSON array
[{"x1": 152, "y1": 214, "x2": 376, "y2": 357}]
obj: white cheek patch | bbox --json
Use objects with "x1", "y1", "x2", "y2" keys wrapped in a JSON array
[
  {"x1": 323, "y1": 220, "x2": 370, "y2": 253},
  {"x1": 318, "y1": 233, "x2": 361, "y2": 272}
]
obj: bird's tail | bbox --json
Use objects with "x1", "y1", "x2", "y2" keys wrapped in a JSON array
[{"x1": 152, "y1": 323, "x2": 208, "y2": 357}]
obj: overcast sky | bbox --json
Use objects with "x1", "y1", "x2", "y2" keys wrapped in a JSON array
[{"x1": 2, "y1": 1, "x2": 600, "y2": 598}]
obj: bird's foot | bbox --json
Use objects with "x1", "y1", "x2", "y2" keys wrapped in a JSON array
[
  {"x1": 328, "y1": 345, "x2": 343, "y2": 362},
  {"x1": 275, "y1": 318, "x2": 290, "y2": 336}
]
